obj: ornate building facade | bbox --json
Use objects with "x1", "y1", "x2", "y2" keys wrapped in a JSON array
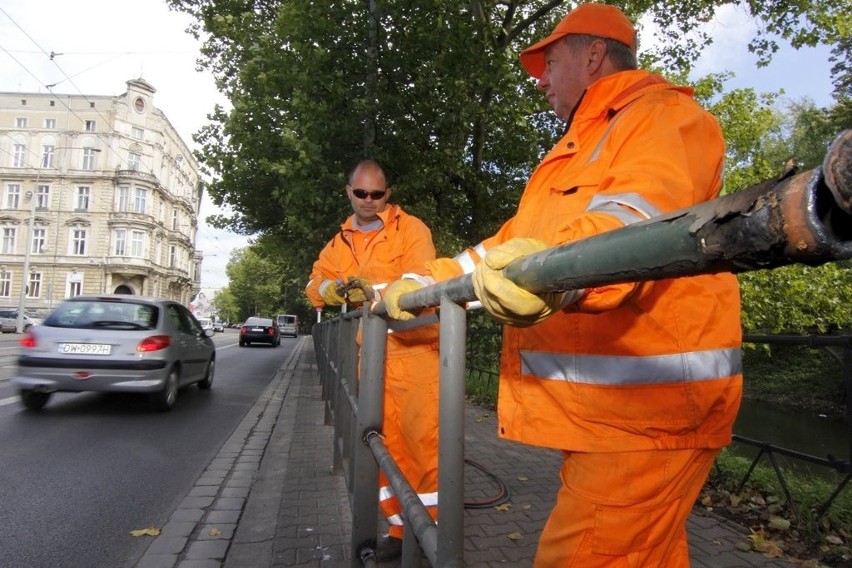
[{"x1": 0, "y1": 78, "x2": 203, "y2": 311}]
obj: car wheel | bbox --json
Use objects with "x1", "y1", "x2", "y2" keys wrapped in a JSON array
[
  {"x1": 154, "y1": 368, "x2": 179, "y2": 412},
  {"x1": 239, "y1": 339, "x2": 245, "y2": 347},
  {"x1": 198, "y1": 358, "x2": 214, "y2": 390},
  {"x1": 20, "y1": 390, "x2": 51, "y2": 411}
]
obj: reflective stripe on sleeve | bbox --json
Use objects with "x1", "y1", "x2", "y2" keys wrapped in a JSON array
[
  {"x1": 520, "y1": 348, "x2": 742, "y2": 385},
  {"x1": 586, "y1": 193, "x2": 661, "y2": 224},
  {"x1": 453, "y1": 250, "x2": 477, "y2": 274}
]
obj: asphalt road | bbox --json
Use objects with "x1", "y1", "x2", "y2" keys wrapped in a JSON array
[{"x1": 0, "y1": 329, "x2": 294, "y2": 568}]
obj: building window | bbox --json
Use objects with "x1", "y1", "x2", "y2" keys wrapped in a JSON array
[
  {"x1": 71, "y1": 228, "x2": 87, "y2": 255},
  {"x1": 134, "y1": 97, "x2": 146, "y2": 113},
  {"x1": 42, "y1": 145, "x2": 55, "y2": 168},
  {"x1": 44, "y1": 118, "x2": 56, "y2": 129},
  {"x1": 27, "y1": 272, "x2": 42, "y2": 299},
  {"x1": 117, "y1": 185, "x2": 130, "y2": 211},
  {"x1": 15, "y1": 117, "x2": 27, "y2": 128},
  {"x1": 169, "y1": 245, "x2": 177, "y2": 267},
  {"x1": 0, "y1": 270, "x2": 10, "y2": 297},
  {"x1": 131, "y1": 230, "x2": 145, "y2": 257},
  {"x1": 82, "y1": 148, "x2": 97, "y2": 170},
  {"x1": 131, "y1": 127, "x2": 144, "y2": 139},
  {"x1": 2, "y1": 227, "x2": 16, "y2": 254},
  {"x1": 172, "y1": 209, "x2": 179, "y2": 230},
  {"x1": 134, "y1": 188, "x2": 147, "y2": 213},
  {"x1": 5, "y1": 184, "x2": 21, "y2": 209},
  {"x1": 85, "y1": 120, "x2": 96, "y2": 131},
  {"x1": 36, "y1": 184, "x2": 50, "y2": 208},
  {"x1": 12, "y1": 144, "x2": 26, "y2": 167},
  {"x1": 114, "y1": 229, "x2": 127, "y2": 255},
  {"x1": 75, "y1": 186, "x2": 90, "y2": 210},
  {"x1": 128, "y1": 152, "x2": 141, "y2": 171},
  {"x1": 31, "y1": 228, "x2": 46, "y2": 254},
  {"x1": 68, "y1": 277, "x2": 83, "y2": 297}
]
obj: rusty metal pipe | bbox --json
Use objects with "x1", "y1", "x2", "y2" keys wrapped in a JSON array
[
  {"x1": 379, "y1": 129, "x2": 851, "y2": 314},
  {"x1": 502, "y1": 129, "x2": 852, "y2": 294}
]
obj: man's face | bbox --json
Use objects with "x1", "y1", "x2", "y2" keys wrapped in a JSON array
[
  {"x1": 537, "y1": 38, "x2": 591, "y2": 121},
  {"x1": 346, "y1": 166, "x2": 390, "y2": 225}
]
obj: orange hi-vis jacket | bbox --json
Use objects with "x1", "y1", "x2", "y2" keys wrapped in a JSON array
[
  {"x1": 306, "y1": 204, "x2": 439, "y2": 355},
  {"x1": 429, "y1": 70, "x2": 743, "y2": 453}
]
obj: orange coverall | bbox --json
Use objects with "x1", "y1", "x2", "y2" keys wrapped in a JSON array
[
  {"x1": 429, "y1": 70, "x2": 743, "y2": 566},
  {"x1": 306, "y1": 203, "x2": 439, "y2": 539}
]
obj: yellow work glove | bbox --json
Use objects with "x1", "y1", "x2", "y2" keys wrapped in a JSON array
[
  {"x1": 381, "y1": 279, "x2": 424, "y2": 321},
  {"x1": 343, "y1": 276, "x2": 374, "y2": 303},
  {"x1": 320, "y1": 279, "x2": 346, "y2": 306},
  {"x1": 472, "y1": 238, "x2": 571, "y2": 327}
]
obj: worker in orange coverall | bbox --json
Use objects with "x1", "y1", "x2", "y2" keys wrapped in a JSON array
[
  {"x1": 382, "y1": 4, "x2": 742, "y2": 567},
  {"x1": 305, "y1": 159, "x2": 439, "y2": 561}
]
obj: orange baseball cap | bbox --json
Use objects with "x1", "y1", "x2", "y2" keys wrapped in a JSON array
[{"x1": 520, "y1": 3, "x2": 637, "y2": 78}]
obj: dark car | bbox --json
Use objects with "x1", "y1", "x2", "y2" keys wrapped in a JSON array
[
  {"x1": 12, "y1": 295, "x2": 216, "y2": 412},
  {"x1": 239, "y1": 317, "x2": 281, "y2": 347}
]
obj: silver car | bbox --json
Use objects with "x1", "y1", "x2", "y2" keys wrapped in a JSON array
[{"x1": 13, "y1": 295, "x2": 216, "y2": 412}]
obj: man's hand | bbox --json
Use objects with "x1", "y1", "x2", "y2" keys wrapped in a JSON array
[
  {"x1": 381, "y1": 279, "x2": 424, "y2": 321},
  {"x1": 320, "y1": 280, "x2": 346, "y2": 306},
  {"x1": 472, "y1": 238, "x2": 577, "y2": 327},
  {"x1": 342, "y1": 276, "x2": 374, "y2": 303}
]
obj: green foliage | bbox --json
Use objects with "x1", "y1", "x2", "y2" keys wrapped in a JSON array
[
  {"x1": 220, "y1": 247, "x2": 282, "y2": 320},
  {"x1": 167, "y1": 0, "x2": 848, "y2": 304},
  {"x1": 740, "y1": 263, "x2": 852, "y2": 335}
]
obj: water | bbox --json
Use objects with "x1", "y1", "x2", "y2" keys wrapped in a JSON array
[{"x1": 732, "y1": 398, "x2": 852, "y2": 476}]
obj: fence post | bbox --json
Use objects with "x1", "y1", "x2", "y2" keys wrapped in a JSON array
[
  {"x1": 438, "y1": 296, "x2": 467, "y2": 567},
  {"x1": 350, "y1": 311, "x2": 387, "y2": 566}
]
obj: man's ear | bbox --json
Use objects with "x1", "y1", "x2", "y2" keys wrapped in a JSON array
[{"x1": 586, "y1": 39, "x2": 607, "y2": 74}]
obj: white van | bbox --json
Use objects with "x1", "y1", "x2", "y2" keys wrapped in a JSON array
[
  {"x1": 197, "y1": 317, "x2": 215, "y2": 333},
  {"x1": 276, "y1": 314, "x2": 298, "y2": 337}
]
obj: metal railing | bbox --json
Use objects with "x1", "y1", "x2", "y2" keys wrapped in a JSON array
[
  {"x1": 730, "y1": 334, "x2": 852, "y2": 520},
  {"x1": 312, "y1": 132, "x2": 851, "y2": 567}
]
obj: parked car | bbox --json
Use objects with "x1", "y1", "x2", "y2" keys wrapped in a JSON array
[
  {"x1": 0, "y1": 309, "x2": 43, "y2": 333},
  {"x1": 0, "y1": 312, "x2": 15, "y2": 333},
  {"x1": 276, "y1": 314, "x2": 299, "y2": 338},
  {"x1": 197, "y1": 317, "x2": 214, "y2": 334},
  {"x1": 239, "y1": 317, "x2": 280, "y2": 347},
  {"x1": 12, "y1": 295, "x2": 216, "y2": 412},
  {"x1": 213, "y1": 321, "x2": 225, "y2": 333}
]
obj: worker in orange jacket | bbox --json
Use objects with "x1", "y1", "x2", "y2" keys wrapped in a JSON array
[
  {"x1": 383, "y1": 5, "x2": 742, "y2": 567},
  {"x1": 305, "y1": 159, "x2": 439, "y2": 561}
]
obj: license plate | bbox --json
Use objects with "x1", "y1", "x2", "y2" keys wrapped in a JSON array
[
  {"x1": 252, "y1": 327, "x2": 263, "y2": 332},
  {"x1": 59, "y1": 343, "x2": 112, "y2": 355}
]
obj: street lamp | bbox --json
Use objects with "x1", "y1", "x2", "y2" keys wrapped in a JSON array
[{"x1": 15, "y1": 187, "x2": 39, "y2": 333}]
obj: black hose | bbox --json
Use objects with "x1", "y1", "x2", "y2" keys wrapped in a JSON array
[{"x1": 463, "y1": 458, "x2": 511, "y2": 509}]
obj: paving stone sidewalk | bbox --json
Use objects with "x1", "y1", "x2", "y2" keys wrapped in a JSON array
[{"x1": 137, "y1": 337, "x2": 796, "y2": 567}]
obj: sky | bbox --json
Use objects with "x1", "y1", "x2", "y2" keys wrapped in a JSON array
[{"x1": 0, "y1": 1, "x2": 837, "y2": 293}]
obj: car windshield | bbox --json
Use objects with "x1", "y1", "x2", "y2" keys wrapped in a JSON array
[
  {"x1": 245, "y1": 318, "x2": 272, "y2": 326},
  {"x1": 44, "y1": 300, "x2": 159, "y2": 330}
]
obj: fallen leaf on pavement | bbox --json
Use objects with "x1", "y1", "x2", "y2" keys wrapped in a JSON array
[{"x1": 130, "y1": 527, "x2": 161, "y2": 537}]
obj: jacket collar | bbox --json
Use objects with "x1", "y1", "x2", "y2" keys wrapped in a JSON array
[
  {"x1": 568, "y1": 70, "x2": 689, "y2": 127},
  {"x1": 340, "y1": 203, "x2": 401, "y2": 233}
]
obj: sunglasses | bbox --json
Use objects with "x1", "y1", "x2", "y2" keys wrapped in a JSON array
[{"x1": 352, "y1": 188, "x2": 387, "y2": 200}]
